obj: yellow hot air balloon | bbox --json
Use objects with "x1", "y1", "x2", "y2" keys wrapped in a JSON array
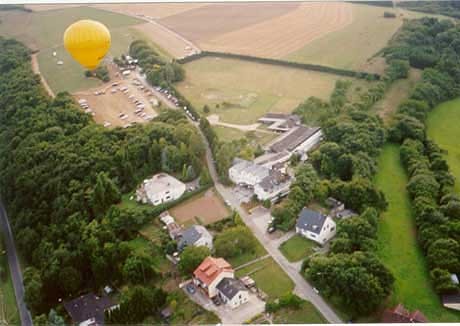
[{"x1": 63, "y1": 20, "x2": 111, "y2": 70}]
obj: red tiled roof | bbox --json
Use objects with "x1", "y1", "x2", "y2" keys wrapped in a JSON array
[
  {"x1": 381, "y1": 304, "x2": 428, "y2": 323},
  {"x1": 193, "y1": 257, "x2": 233, "y2": 286}
]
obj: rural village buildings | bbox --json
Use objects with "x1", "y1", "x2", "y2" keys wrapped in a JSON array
[
  {"x1": 64, "y1": 293, "x2": 118, "y2": 326},
  {"x1": 296, "y1": 208, "x2": 336, "y2": 245},
  {"x1": 136, "y1": 173, "x2": 186, "y2": 206},
  {"x1": 193, "y1": 257, "x2": 249, "y2": 309},
  {"x1": 228, "y1": 113, "x2": 322, "y2": 202}
]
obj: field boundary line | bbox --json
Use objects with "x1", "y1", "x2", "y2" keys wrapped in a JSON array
[
  {"x1": 178, "y1": 51, "x2": 381, "y2": 80},
  {"x1": 235, "y1": 254, "x2": 270, "y2": 271}
]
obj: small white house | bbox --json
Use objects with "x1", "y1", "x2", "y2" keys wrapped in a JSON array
[
  {"x1": 177, "y1": 225, "x2": 213, "y2": 251},
  {"x1": 216, "y1": 277, "x2": 249, "y2": 309},
  {"x1": 228, "y1": 159, "x2": 269, "y2": 187},
  {"x1": 136, "y1": 173, "x2": 186, "y2": 206},
  {"x1": 296, "y1": 208, "x2": 336, "y2": 245}
]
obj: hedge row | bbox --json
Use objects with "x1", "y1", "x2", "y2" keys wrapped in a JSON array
[{"x1": 178, "y1": 51, "x2": 381, "y2": 80}]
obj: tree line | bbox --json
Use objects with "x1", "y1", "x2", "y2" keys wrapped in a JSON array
[
  {"x1": 0, "y1": 37, "x2": 205, "y2": 318},
  {"x1": 385, "y1": 17, "x2": 460, "y2": 295}
]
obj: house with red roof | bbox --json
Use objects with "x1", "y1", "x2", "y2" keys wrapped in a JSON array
[
  {"x1": 381, "y1": 304, "x2": 428, "y2": 323},
  {"x1": 193, "y1": 256, "x2": 234, "y2": 298}
]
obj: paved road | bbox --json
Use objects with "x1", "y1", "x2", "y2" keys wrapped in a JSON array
[
  {"x1": 195, "y1": 128, "x2": 343, "y2": 324},
  {"x1": 0, "y1": 199, "x2": 33, "y2": 326}
]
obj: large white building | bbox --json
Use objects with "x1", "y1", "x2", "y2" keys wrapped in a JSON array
[
  {"x1": 269, "y1": 126, "x2": 322, "y2": 156},
  {"x1": 229, "y1": 159, "x2": 270, "y2": 187},
  {"x1": 136, "y1": 173, "x2": 186, "y2": 206},
  {"x1": 296, "y1": 208, "x2": 336, "y2": 245},
  {"x1": 254, "y1": 170, "x2": 292, "y2": 202}
]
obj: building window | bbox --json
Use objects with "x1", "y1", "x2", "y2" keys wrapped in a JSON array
[{"x1": 331, "y1": 227, "x2": 335, "y2": 231}]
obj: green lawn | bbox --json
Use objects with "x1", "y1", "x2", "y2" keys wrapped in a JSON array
[
  {"x1": 227, "y1": 235, "x2": 267, "y2": 268},
  {"x1": 177, "y1": 57, "x2": 367, "y2": 124},
  {"x1": 213, "y1": 125, "x2": 278, "y2": 146},
  {"x1": 375, "y1": 144, "x2": 460, "y2": 322},
  {"x1": 168, "y1": 290, "x2": 220, "y2": 325},
  {"x1": 0, "y1": 252, "x2": 19, "y2": 325},
  {"x1": 279, "y1": 235, "x2": 318, "y2": 262},
  {"x1": 0, "y1": 7, "x2": 148, "y2": 93},
  {"x1": 273, "y1": 300, "x2": 327, "y2": 324},
  {"x1": 426, "y1": 98, "x2": 460, "y2": 193},
  {"x1": 236, "y1": 257, "x2": 293, "y2": 299}
]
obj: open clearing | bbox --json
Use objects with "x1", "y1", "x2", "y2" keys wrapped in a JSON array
[
  {"x1": 213, "y1": 126, "x2": 277, "y2": 145},
  {"x1": 375, "y1": 144, "x2": 460, "y2": 322},
  {"x1": 286, "y1": 5, "x2": 445, "y2": 71},
  {"x1": 177, "y1": 57, "x2": 368, "y2": 124},
  {"x1": 0, "y1": 245, "x2": 19, "y2": 325},
  {"x1": 373, "y1": 69, "x2": 422, "y2": 123},
  {"x1": 427, "y1": 98, "x2": 460, "y2": 193},
  {"x1": 279, "y1": 235, "x2": 317, "y2": 263},
  {"x1": 170, "y1": 188, "x2": 230, "y2": 226},
  {"x1": 236, "y1": 257, "x2": 294, "y2": 299},
  {"x1": 273, "y1": 300, "x2": 327, "y2": 324}
]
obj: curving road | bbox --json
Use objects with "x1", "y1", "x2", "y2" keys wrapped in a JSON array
[{"x1": 0, "y1": 199, "x2": 33, "y2": 326}]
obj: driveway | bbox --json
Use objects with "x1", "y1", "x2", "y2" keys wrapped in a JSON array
[{"x1": 182, "y1": 282, "x2": 265, "y2": 324}]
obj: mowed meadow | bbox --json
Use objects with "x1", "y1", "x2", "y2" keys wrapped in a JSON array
[
  {"x1": 0, "y1": 6, "x2": 147, "y2": 93},
  {"x1": 177, "y1": 56, "x2": 372, "y2": 124},
  {"x1": 375, "y1": 145, "x2": 460, "y2": 322}
]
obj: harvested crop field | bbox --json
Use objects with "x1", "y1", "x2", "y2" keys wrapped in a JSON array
[
  {"x1": 177, "y1": 56, "x2": 368, "y2": 124},
  {"x1": 161, "y1": 2, "x2": 352, "y2": 59},
  {"x1": 170, "y1": 189, "x2": 230, "y2": 226}
]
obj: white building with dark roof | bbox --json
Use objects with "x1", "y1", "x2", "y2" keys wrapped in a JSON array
[
  {"x1": 178, "y1": 225, "x2": 213, "y2": 251},
  {"x1": 296, "y1": 208, "x2": 336, "y2": 245},
  {"x1": 216, "y1": 277, "x2": 249, "y2": 309},
  {"x1": 269, "y1": 126, "x2": 322, "y2": 155},
  {"x1": 229, "y1": 159, "x2": 270, "y2": 187},
  {"x1": 64, "y1": 293, "x2": 118, "y2": 326},
  {"x1": 254, "y1": 170, "x2": 292, "y2": 202},
  {"x1": 136, "y1": 173, "x2": 186, "y2": 206},
  {"x1": 258, "y1": 113, "x2": 301, "y2": 132}
]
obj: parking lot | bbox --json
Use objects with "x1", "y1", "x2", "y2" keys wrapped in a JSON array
[{"x1": 181, "y1": 281, "x2": 265, "y2": 324}]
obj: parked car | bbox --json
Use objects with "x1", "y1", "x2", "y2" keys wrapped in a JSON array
[
  {"x1": 212, "y1": 296, "x2": 221, "y2": 306},
  {"x1": 267, "y1": 226, "x2": 276, "y2": 234},
  {"x1": 186, "y1": 283, "x2": 196, "y2": 294}
]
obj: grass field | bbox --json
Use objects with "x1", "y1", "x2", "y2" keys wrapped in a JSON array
[
  {"x1": 227, "y1": 234, "x2": 267, "y2": 268},
  {"x1": 279, "y1": 235, "x2": 318, "y2": 263},
  {"x1": 375, "y1": 144, "x2": 460, "y2": 322},
  {"x1": 235, "y1": 257, "x2": 293, "y2": 299},
  {"x1": 286, "y1": 5, "x2": 443, "y2": 72},
  {"x1": 177, "y1": 57, "x2": 367, "y2": 124},
  {"x1": 427, "y1": 98, "x2": 460, "y2": 193},
  {"x1": 0, "y1": 7, "x2": 148, "y2": 93},
  {"x1": 0, "y1": 251, "x2": 19, "y2": 325},
  {"x1": 213, "y1": 126, "x2": 278, "y2": 145},
  {"x1": 273, "y1": 300, "x2": 327, "y2": 324}
]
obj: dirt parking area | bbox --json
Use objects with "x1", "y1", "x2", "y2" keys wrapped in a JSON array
[
  {"x1": 73, "y1": 69, "x2": 159, "y2": 128},
  {"x1": 170, "y1": 189, "x2": 230, "y2": 226}
]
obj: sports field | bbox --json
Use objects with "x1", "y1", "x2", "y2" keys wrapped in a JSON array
[
  {"x1": 427, "y1": 98, "x2": 460, "y2": 193},
  {"x1": 170, "y1": 188, "x2": 230, "y2": 226},
  {"x1": 375, "y1": 144, "x2": 460, "y2": 322},
  {"x1": 177, "y1": 57, "x2": 367, "y2": 124},
  {"x1": 0, "y1": 6, "x2": 147, "y2": 93}
]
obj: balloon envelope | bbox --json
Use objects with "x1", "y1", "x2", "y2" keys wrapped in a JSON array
[{"x1": 63, "y1": 20, "x2": 111, "y2": 70}]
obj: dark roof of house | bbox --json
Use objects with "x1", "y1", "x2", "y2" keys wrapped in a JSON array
[
  {"x1": 270, "y1": 126, "x2": 321, "y2": 153},
  {"x1": 381, "y1": 304, "x2": 428, "y2": 323},
  {"x1": 296, "y1": 208, "x2": 327, "y2": 235},
  {"x1": 64, "y1": 293, "x2": 116, "y2": 325},
  {"x1": 178, "y1": 225, "x2": 211, "y2": 250},
  {"x1": 442, "y1": 293, "x2": 460, "y2": 304},
  {"x1": 216, "y1": 277, "x2": 247, "y2": 300},
  {"x1": 258, "y1": 170, "x2": 291, "y2": 192}
]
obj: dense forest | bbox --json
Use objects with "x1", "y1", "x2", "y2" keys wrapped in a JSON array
[
  {"x1": 0, "y1": 37, "x2": 205, "y2": 317},
  {"x1": 385, "y1": 17, "x2": 460, "y2": 295}
]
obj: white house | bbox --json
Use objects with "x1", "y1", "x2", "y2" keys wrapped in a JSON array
[
  {"x1": 178, "y1": 225, "x2": 213, "y2": 251},
  {"x1": 269, "y1": 126, "x2": 322, "y2": 156},
  {"x1": 136, "y1": 173, "x2": 186, "y2": 206},
  {"x1": 254, "y1": 170, "x2": 292, "y2": 202},
  {"x1": 193, "y1": 257, "x2": 234, "y2": 298},
  {"x1": 228, "y1": 159, "x2": 270, "y2": 187},
  {"x1": 216, "y1": 277, "x2": 249, "y2": 309},
  {"x1": 296, "y1": 208, "x2": 336, "y2": 245}
]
